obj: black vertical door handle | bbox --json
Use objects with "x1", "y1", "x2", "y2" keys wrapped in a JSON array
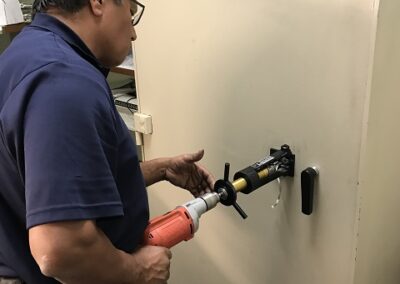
[{"x1": 301, "y1": 167, "x2": 319, "y2": 215}]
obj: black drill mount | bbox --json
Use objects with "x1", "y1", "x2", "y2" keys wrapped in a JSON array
[{"x1": 214, "y1": 144, "x2": 295, "y2": 219}]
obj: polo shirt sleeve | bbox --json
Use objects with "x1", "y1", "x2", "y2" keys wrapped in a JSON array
[{"x1": 23, "y1": 64, "x2": 124, "y2": 229}]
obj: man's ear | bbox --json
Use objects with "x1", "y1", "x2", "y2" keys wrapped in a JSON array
[{"x1": 89, "y1": 0, "x2": 104, "y2": 16}]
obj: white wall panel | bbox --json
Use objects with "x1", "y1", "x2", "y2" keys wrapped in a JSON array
[
  {"x1": 131, "y1": 0, "x2": 399, "y2": 283},
  {"x1": 354, "y1": 0, "x2": 400, "y2": 283}
]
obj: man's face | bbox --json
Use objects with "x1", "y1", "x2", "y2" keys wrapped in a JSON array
[{"x1": 99, "y1": 0, "x2": 137, "y2": 67}]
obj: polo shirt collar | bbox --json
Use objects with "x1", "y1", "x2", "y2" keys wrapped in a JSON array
[{"x1": 30, "y1": 13, "x2": 109, "y2": 77}]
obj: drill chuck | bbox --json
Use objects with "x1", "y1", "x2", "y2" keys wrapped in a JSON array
[{"x1": 182, "y1": 192, "x2": 220, "y2": 232}]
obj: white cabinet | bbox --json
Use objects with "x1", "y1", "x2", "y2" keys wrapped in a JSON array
[{"x1": 133, "y1": 0, "x2": 400, "y2": 283}]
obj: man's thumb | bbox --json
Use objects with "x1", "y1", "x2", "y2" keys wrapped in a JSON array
[{"x1": 184, "y1": 149, "x2": 204, "y2": 162}]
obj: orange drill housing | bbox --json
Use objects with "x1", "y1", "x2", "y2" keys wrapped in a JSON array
[{"x1": 143, "y1": 207, "x2": 195, "y2": 248}]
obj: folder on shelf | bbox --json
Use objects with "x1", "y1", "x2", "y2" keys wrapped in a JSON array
[{"x1": 0, "y1": 0, "x2": 24, "y2": 26}]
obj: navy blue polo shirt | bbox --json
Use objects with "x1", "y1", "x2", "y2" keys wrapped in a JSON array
[{"x1": 0, "y1": 13, "x2": 149, "y2": 283}]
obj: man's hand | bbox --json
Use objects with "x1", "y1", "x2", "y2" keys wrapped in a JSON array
[
  {"x1": 29, "y1": 220, "x2": 172, "y2": 284},
  {"x1": 165, "y1": 150, "x2": 215, "y2": 197},
  {"x1": 132, "y1": 246, "x2": 172, "y2": 284}
]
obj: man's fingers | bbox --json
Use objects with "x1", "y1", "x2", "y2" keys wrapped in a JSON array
[
  {"x1": 184, "y1": 149, "x2": 204, "y2": 163},
  {"x1": 198, "y1": 164, "x2": 216, "y2": 189},
  {"x1": 165, "y1": 248, "x2": 172, "y2": 259}
]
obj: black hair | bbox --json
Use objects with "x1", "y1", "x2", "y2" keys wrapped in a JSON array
[
  {"x1": 32, "y1": 0, "x2": 125, "y2": 18},
  {"x1": 32, "y1": 0, "x2": 90, "y2": 16}
]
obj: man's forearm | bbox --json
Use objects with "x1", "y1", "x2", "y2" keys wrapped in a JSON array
[
  {"x1": 29, "y1": 221, "x2": 138, "y2": 284},
  {"x1": 140, "y1": 157, "x2": 170, "y2": 186}
]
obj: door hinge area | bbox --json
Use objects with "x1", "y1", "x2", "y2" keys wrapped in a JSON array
[{"x1": 134, "y1": 112, "x2": 153, "y2": 135}]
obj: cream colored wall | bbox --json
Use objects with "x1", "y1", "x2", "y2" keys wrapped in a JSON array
[
  {"x1": 133, "y1": 1, "x2": 379, "y2": 283},
  {"x1": 354, "y1": 0, "x2": 400, "y2": 283}
]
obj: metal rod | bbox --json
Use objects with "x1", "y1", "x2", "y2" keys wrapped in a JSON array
[
  {"x1": 224, "y1": 163, "x2": 230, "y2": 181},
  {"x1": 231, "y1": 168, "x2": 271, "y2": 193},
  {"x1": 233, "y1": 202, "x2": 248, "y2": 219}
]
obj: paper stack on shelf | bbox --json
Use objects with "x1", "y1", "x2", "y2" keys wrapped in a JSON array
[
  {"x1": 113, "y1": 93, "x2": 137, "y2": 131},
  {"x1": 0, "y1": 0, "x2": 24, "y2": 26}
]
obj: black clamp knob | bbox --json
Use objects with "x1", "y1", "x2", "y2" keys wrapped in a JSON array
[
  {"x1": 215, "y1": 163, "x2": 248, "y2": 219},
  {"x1": 301, "y1": 166, "x2": 319, "y2": 215}
]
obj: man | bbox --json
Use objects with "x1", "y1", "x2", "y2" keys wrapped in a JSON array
[{"x1": 0, "y1": 0, "x2": 215, "y2": 283}]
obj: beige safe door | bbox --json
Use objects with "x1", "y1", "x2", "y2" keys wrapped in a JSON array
[{"x1": 132, "y1": 0, "x2": 400, "y2": 283}]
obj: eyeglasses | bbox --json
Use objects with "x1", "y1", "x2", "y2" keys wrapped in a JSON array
[{"x1": 131, "y1": 0, "x2": 145, "y2": 26}]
